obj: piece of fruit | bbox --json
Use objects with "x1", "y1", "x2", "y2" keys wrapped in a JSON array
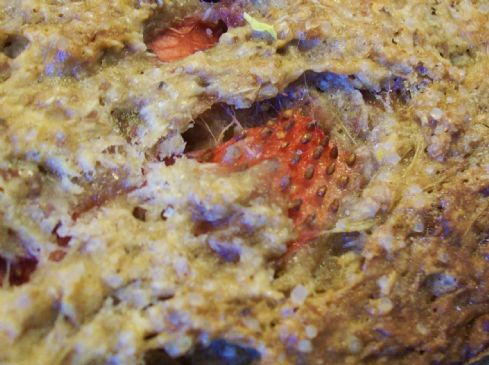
[
  {"x1": 149, "y1": 17, "x2": 227, "y2": 62},
  {"x1": 190, "y1": 109, "x2": 358, "y2": 254}
]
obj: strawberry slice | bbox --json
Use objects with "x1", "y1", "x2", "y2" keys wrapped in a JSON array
[
  {"x1": 149, "y1": 17, "x2": 226, "y2": 62},
  {"x1": 191, "y1": 109, "x2": 359, "y2": 254}
]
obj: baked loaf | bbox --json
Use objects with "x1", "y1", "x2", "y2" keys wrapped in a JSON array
[{"x1": 1, "y1": 1, "x2": 488, "y2": 364}]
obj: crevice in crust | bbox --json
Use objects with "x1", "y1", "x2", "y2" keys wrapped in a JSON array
[
  {"x1": 144, "y1": 339, "x2": 260, "y2": 365},
  {"x1": 0, "y1": 34, "x2": 29, "y2": 59},
  {"x1": 181, "y1": 69, "x2": 427, "y2": 157}
]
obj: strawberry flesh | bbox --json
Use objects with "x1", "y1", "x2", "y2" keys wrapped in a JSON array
[
  {"x1": 191, "y1": 109, "x2": 358, "y2": 254},
  {"x1": 149, "y1": 17, "x2": 226, "y2": 62}
]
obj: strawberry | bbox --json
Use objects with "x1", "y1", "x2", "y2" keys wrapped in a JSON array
[
  {"x1": 149, "y1": 17, "x2": 227, "y2": 63},
  {"x1": 191, "y1": 109, "x2": 359, "y2": 255}
]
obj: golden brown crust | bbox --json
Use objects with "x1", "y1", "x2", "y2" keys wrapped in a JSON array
[{"x1": 0, "y1": 1, "x2": 488, "y2": 364}]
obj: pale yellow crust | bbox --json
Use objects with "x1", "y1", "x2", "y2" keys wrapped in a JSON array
[{"x1": 0, "y1": 1, "x2": 488, "y2": 364}]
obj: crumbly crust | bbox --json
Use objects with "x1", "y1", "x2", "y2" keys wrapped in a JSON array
[{"x1": 0, "y1": 1, "x2": 488, "y2": 364}]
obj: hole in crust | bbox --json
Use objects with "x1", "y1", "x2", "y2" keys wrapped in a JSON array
[
  {"x1": 1, "y1": 34, "x2": 29, "y2": 59},
  {"x1": 0, "y1": 256, "x2": 37, "y2": 287},
  {"x1": 143, "y1": 1, "x2": 246, "y2": 63},
  {"x1": 147, "y1": 17, "x2": 227, "y2": 62},
  {"x1": 0, "y1": 227, "x2": 38, "y2": 286},
  {"x1": 182, "y1": 68, "x2": 397, "y2": 157},
  {"x1": 144, "y1": 339, "x2": 260, "y2": 365},
  {"x1": 182, "y1": 82, "x2": 311, "y2": 154}
]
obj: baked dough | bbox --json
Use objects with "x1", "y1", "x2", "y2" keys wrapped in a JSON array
[{"x1": 1, "y1": 1, "x2": 488, "y2": 364}]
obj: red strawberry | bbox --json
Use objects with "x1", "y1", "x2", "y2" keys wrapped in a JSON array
[
  {"x1": 191, "y1": 109, "x2": 359, "y2": 255},
  {"x1": 149, "y1": 17, "x2": 227, "y2": 63}
]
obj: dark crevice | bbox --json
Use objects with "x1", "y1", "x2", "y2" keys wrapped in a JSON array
[
  {"x1": 277, "y1": 38, "x2": 322, "y2": 55},
  {"x1": 182, "y1": 104, "x2": 237, "y2": 153},
  {"x1": 0, "y1": 255, "x2": 37, "y2": 286},
  {"x1": 181, "y1": 70, "x2": 358, "y2": 156},
  {"x1": 142, "y1": 1, "x2": 249, "y2": 63},
  {"x1": 144, "y1": 339, "x2": 260, "y2": 365},
  {"x1": 0, "y1": 227, "x2": 38, "y2": 286},
  {"x1": 1, "y1": 34, "x2": 29, "y2": 59},
  {"x1": 182, "y1": 79, "x2": 313, "y2": 154},
  {"x1": 181, "y1": 69, "x2": 422, "y2": 165},
  {"x1": 143, "y1": 1, "x2": 244, "y2": 45},
  {"x1": 328, "y1": 232, "x2": 364, "y2": 256}
]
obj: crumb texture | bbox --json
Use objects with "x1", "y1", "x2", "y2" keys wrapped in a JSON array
[{"x1": 0, "y1": 1, "x2": 488, "y2": 365}]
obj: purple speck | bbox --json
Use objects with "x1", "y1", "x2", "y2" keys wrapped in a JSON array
[{"x1": 56, "y1": 49, "x2": 68, "y2": 63}]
